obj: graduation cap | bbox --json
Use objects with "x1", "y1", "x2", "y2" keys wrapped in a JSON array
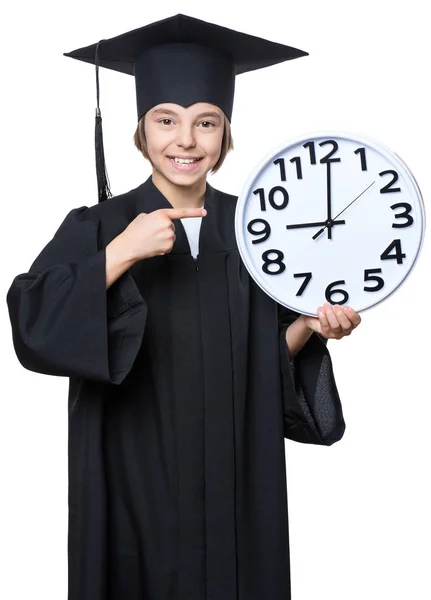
[{"x1": 64, "y1": 13, "x2": 308, "y2": 203}]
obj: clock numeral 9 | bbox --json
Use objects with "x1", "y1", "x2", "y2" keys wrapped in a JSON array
[
  {"x1": 261, "y1": 250, "x2": 286, "y2": 275},
  {"x1": 325, "y1": 280, "x2": 349, "y2": 305},
  {"x1": 247, "y1": 219, "x2": 271, "y2": 244},
  {"x1": 391, "y1": 202, "x2": 413, "y2": 228},
  {"x1": 364, "y1": 269, "x2": 384, "y2": 292},
  {"x1": 253, "y1": 186, "x2": 289, "y2": 211},
  {"x1": 380, "y1": 239, "x2": 406, "y2": 264}
]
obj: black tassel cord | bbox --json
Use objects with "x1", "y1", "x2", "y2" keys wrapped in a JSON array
[{"x1": 95, "y1": 40, "x2": 113, "y2": 203}]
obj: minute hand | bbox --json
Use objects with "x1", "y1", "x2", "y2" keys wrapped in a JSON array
[
  {"x1": 326, "y1": 162, "x2": 333, "y2": 239},
  {"x1": 312, "y1": 181, "x2": 376, "y2": 240}
]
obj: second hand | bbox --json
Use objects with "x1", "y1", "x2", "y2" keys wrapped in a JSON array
[{"x1": 312, "y1": 181, "x2": 376, "y2": 240}]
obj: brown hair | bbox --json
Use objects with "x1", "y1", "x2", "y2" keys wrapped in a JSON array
[{"x1": 133, "y1": 112, "x2": 234, "y2": 174}]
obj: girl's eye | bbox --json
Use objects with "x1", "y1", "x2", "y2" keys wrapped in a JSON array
[
  {"x1": 199, "y1": 121, "x2": 215, "y2": 128},
  {"x1": 160, "y1": 119, "x2": 174, "y2": 126}
]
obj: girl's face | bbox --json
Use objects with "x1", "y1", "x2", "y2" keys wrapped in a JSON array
[{"x1": 144, "y1": 102, "x2": 225, "y2": 189}]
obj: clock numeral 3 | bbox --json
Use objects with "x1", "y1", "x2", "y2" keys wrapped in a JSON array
[
  {"x1": 379, "y1": 170, "x2": 401, "y2": 194},
  {"x1": 247, "y1": 219, "x2": 271, "y2": 244},
  {"x1": 253, "y1": 186, "x2": 289, "y2": 211},
  {"x1": 380, "y1": 239, "x2": 406, "y2": 264},
  {"x1": 391, "y1": 202, "x2": 413, "y2": 228},
  {"x1": 294, "y1": 272, "x2": 312, "y2": 296},
  {"x1": 325, "y1": 280, "x2": 349, "y2": 305},
  {"x1": 364, "y1": 269, "x2": 384, "y2": 292},
  {"x1": 262, "y1": 250, "x2": 286, "y2": 275}
]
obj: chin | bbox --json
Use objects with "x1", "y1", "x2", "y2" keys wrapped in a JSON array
[
  {"x1": 170, "y1": 174, "x2": 207, "y2": 188},
  {"x1": 160, "y1": 163, "x2": 212, "y2": 187}
]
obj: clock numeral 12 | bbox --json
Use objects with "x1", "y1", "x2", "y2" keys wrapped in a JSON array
[{"x1": 302, "y1": 140, "x2": 342, "y2": 164}]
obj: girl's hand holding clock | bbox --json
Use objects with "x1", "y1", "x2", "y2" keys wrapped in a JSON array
[
  {"x1": 303, "y1": 303, "x2": 361, "y2": 339},
  {"x1": 285, "y1": 303, "x2": 361, "y2": 359}
]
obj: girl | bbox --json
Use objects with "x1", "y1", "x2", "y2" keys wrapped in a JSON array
[{"x1": 7, "y1": 13, "x2": 361, "y2": 600}]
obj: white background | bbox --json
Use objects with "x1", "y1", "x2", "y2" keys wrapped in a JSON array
[{"x1": 1, "y1": 1, "x2": 430, "y2": 599}]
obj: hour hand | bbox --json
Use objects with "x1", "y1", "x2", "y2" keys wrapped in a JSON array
[{"x1": 286, "y1": 219, "x2": 345, "y2": 230}]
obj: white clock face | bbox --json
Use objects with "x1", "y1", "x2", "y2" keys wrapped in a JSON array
[{"x1": 235, "y1": 132, "x2": 425, "y2": 316}]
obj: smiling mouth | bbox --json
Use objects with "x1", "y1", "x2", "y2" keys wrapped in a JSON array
[{"x1": 168, "y1": 156, "x2": 203, "y2": 165}]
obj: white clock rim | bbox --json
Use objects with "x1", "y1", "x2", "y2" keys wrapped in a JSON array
[{"x1": 234, "y1": 130, "x2": 426, "y2": 316}]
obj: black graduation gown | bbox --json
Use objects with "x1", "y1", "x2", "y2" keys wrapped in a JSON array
[{"x1": 6, "y1": 176, "x2": 345, "y2": 600}]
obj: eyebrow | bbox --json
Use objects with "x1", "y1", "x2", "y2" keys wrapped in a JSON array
[{"x1": 151, "y1": 108, "x2": 222, "y2": 120}]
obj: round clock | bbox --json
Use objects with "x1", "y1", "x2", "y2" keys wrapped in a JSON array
[{"x1": 235, "y1": 132, "x2": 425, "y2": 316}]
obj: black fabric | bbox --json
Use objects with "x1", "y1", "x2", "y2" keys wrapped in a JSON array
[
  {"x1": 6, "y1": 176, "x2": 345, "y2": 600},
  {"x1": 278, "y1": 309, "x2": 346, "y2": 445},
  {"x1": 63, "y1": 13, "x2": 308, "y2": 122},
  {"x1": 134, "y1": 42, "x2": 236, "y2": 124}
]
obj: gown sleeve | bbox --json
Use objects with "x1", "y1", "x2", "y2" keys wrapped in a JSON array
[
  {"x1": 278, "y1": 305, "x2": 346, "y2": 446},
  {"x1": 6, "y1": 206, "x2": 147, "y2": 385}
]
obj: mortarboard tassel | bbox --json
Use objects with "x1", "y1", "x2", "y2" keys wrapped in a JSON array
[{"x1": 95, "y1": 40, "x2": 112, "y2": 203}]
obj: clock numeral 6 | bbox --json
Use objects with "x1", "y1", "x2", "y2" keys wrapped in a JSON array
[
  {"x1": 364, "y1": 269, "x2": 384, "y2": 292},
  {"x1": 325, "y1": 280, "x2": 349, "y2": 305},
  {"x1": 261, "y1": 250, "x2": 286, "y2": 275},
  {"x1": 247, "y1": 219, "x2": 271, "y2": 244}
]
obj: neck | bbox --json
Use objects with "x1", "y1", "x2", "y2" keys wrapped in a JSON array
[{"x1": 152, "y1": 170, "x2": 206, "y2": 208}]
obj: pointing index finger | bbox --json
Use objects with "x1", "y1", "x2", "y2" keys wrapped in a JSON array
[{"x1": 164, "y1": 207, "x2": 207, "y2": 220}]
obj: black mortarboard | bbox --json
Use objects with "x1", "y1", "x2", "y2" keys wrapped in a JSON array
[{"x1": 64, "y1": 14, "x2": 308, "y2": 202}]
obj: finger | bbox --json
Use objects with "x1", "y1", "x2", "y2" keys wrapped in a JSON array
[
  {"x1": 323, "y1": 302, "x2": 343, "y2": 334},
  {"x1": 171, "y1": 222, "x2": 176, "y2": 232},
  {"x1": 317, "y1": 305, "x2": 331, "y2": 336},
  {"x1": 163, "y1": 207, "x2": 207, "y2": 220},
  {"x1": 332, "y1": 304, "x2": 354, "y2": 333},
  {"x1": 342, "y1": 305, "x2": 362, "y2": 328}
]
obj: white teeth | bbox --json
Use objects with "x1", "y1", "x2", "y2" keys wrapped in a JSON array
[{"x1": 172, "y1": 157, "x2": 199, "y2": 164}]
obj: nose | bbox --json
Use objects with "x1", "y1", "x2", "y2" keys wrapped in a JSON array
[{"x1": 176, "y1": 124, "x2": 196, "y2": 149}]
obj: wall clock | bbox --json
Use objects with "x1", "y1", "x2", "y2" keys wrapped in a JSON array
[{"x1": 235, "y1": 132, "x2": 425, "y2": 316}]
